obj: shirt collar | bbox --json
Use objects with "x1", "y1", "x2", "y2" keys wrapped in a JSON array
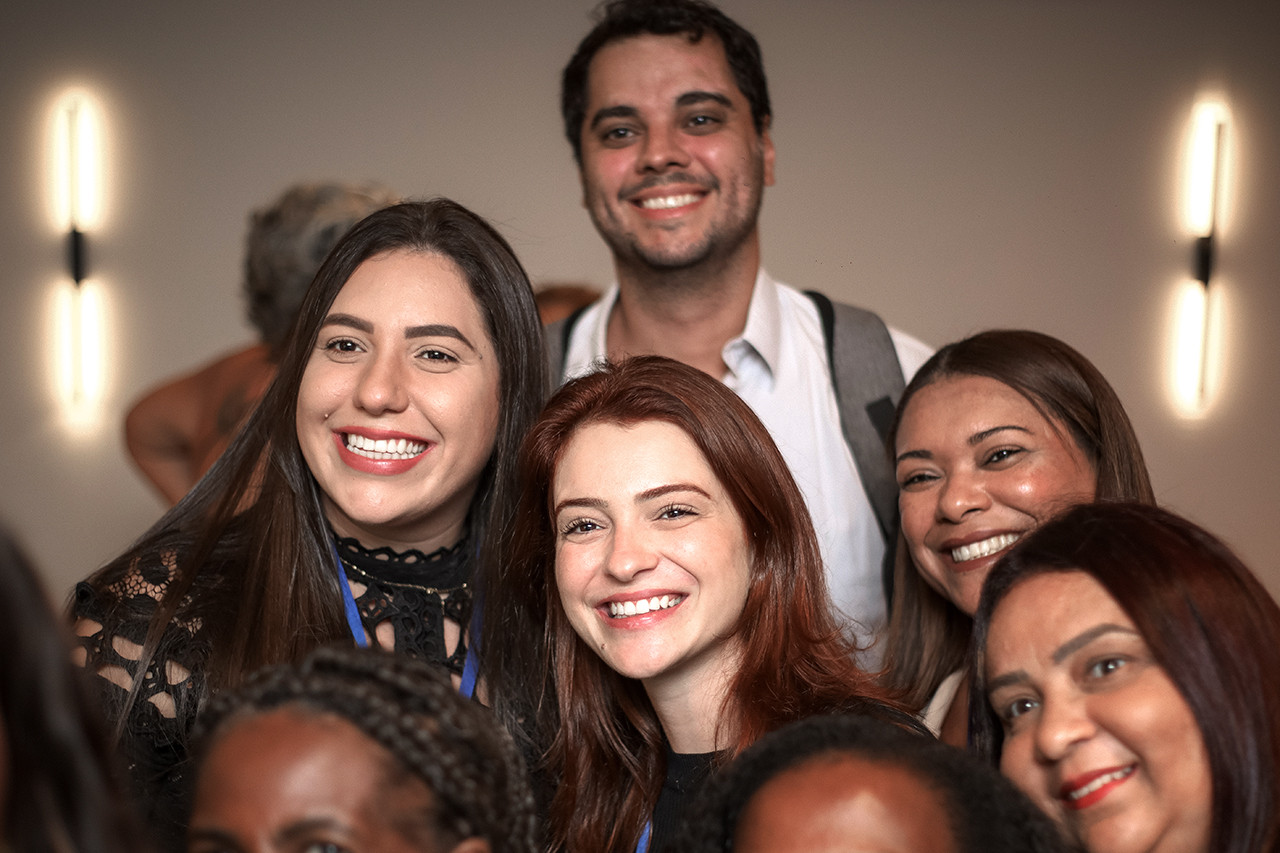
[{"x1": 723, "y1": 268, "x2": 782, "y2": 381}]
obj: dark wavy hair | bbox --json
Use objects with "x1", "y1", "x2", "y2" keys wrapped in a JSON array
[
  {"x1": 970, "y1": 502, "x2": 1280, "y2": 853},
  {"x1": 881, "y1": 330, "x2": 1155, "y2": 711},
  {"x1": 680, "y1": 713, "x2": 1076, "y2": 853},
  {"x1": 561, "y1": 0, "x2": 771, "y2": 165},
  {"x1": 0, "y1": 526, "x2": 146, "y2": 853},
  {"x1": 193, "y1": 645, "x2": 537, "y2": 853},
  {"x1": 484, "y1": 356, "x2": 913, "y2": 853},
  {"x1": 84, "y1": 199, "x2": 546, "y2": 716}
]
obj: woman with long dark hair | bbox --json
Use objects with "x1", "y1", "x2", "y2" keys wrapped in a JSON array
[
  {"x1": 1, "y1": 526, "x2": 146, "y2": 853},
  {"x1": 881, "y1": 330, "x2": 1154, "y2": 744},
  {"x1": 971, "y1": 503, "x2": 1280, "y2": 853},
  {"x1": 484, "y1": 356, "x2": 920, "y2": 853},
  {"x1": 73, "y1": 199, "x2": 546, "y2": 848}
]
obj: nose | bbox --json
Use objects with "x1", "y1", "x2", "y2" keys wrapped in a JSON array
[
  {"x1": 1033, "y1": 691, "x2": 1096, "y2": 763},
  {"x1": 604, "y1": 520, "x2": 659, "y2": 582},
  {"x1": 935, "y1": 469, "x2": 991, "y2": 523},
  {"x1": 638, "y1": 123, "x2": 691, "y2": 173},
  {"x1": 353, "y1": 352, "x2": 410, "y2": 415}
]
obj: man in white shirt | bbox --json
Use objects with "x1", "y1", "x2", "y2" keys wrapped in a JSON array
[{"x1": 552, "y1": 0, "x2": 930, "y2": 650}]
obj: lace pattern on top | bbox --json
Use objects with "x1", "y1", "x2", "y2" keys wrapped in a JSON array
[
  {"x1": 71, "y1": 536, "x2": 475, "y2": 851},
  {"x1": 332, "y1": 533, "x2": 473, "y2": 676}
]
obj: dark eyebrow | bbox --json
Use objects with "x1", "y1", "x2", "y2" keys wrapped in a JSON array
[
  {"x1": 275, "y1": 817, "x2": 350, "y2": 846},
  {"x1": 895, "y1": 425, "x2": 1032, "y2": 465},
  {"x1": 986, "y1": 668, "x2": 1030, "y2": 696},
  {"x1": 589, "y1": 104, "x2": 639, "y2": 130},
  {"x1": 320, "y1": 312, "x2": 373, "y2": 333},
  {"x1": 319, "y1": 315, "x2": 477, "y2": 352},
  {"x1": 675, "y1": 90, "x2": 733, "y2": 109},
  {"x1": 553, "y1": 496, "x2": 607, "y2": 518},
  {"x1": 986, "y1": 624, "x2": 1139, "y2": 697},
  {"x1": 638, "y1": 483, "x2": 711, "y2": 502},
  {"x1": 405, "y1": 323, "x2": 476, "y2": 351},
  {"x1": 1052, "y1": 623, "x2": 1138, "y2": 664},
  {"x1": 588, "y1": 90, "x2": 733, "y2": 132},
  {"x1": 187, "y1": 828, "x2": 247, "y2": 852},
  {"x1": 553, "y1": 483, "x2": 710, "y2": 518},
  {"x1": 968, "y1": 425, "x2": 1031, "y2": 446}
]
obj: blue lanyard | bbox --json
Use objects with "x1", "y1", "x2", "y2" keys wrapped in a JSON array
[
  {"x1": 331, "y1": 541, "x2": 370, "y2": 648},
  {"x1": 331, "y1": 539, "x2": 478, "y2": 698},
  {"x1": 636, "y1": 821, "x2": 651, "y2": 853}
]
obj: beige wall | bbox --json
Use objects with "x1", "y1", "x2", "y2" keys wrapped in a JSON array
[{"x1": 2, "y1": 0, "x2": 1276, "y2": 601}]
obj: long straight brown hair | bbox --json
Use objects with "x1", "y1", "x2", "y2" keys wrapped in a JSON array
[
  {"x1": 485, "y1": 356, "x2": 912, "y2": 853},
  {"x1": 880, "y1": 329, "x2": 1155, "y2": 710},
  {"x1": 83, "y1": 200, "x2": 546, "y2": 736}
]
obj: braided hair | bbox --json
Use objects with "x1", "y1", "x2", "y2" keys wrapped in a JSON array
[
  {"x1": 679, "y1": 714, "x2": 1076, "y2": 853},
  {"x1": 193, "y1": 645, "x2": 537, "y2": 853}
]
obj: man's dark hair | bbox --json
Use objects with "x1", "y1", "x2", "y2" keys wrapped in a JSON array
[{"x1": 561, "y1": 0, "x2": 772, "y2": 164}]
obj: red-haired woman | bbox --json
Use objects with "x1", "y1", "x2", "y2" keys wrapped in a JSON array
[
  {"x1": 971, "y1": 503, "x2": 1280, "y2": 853},
  {"x1": 482, "y1": 356, "x2": 922, "y2": 853}
]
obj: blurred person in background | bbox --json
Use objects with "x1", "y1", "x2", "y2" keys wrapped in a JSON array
[{"x1": 126, "y1": 180, "x2": 400, "y2": 505}]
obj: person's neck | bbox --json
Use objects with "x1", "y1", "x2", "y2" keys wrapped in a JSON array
[
  {"x1": 607, "y1": 245, "x2": 759, "y2": 379},
  {"x1": 643, "y1": 653, "x2": 739, "y2": 755}
]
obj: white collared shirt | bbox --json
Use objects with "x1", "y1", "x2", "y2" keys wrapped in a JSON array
[{"x1": 562, "y1": 270, "x2": 932, "y2": 652}]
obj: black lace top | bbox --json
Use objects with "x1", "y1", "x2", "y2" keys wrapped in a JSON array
[{"x1": 72, "y1": 534, "x2": 473, "y2": 851}]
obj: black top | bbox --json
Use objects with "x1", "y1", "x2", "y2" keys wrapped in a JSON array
[
  {"x1": 652, "y1": 746, "x2": 718, "y2": 853},
  {"x1": 72, "y1": 534, "x2": 472, "y2": 852}
]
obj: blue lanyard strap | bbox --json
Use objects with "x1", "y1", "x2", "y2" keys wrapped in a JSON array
[
  {"x1": 331, "y1": 541, "x2": 369, "y2": 648},
  {"x1": 636, "y1": 820, "x2": 651, "y2": 853},
  {"x1": 332, "y1": 538, "x2": 479, "y2": 697},
  {"x1": 459, "y1": 610, "x2": 480, "y2": 699}
]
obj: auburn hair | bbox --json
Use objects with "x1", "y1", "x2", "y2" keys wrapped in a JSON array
[{"x1": 485, "y1": 356, "x2": 913, "y2": 853}]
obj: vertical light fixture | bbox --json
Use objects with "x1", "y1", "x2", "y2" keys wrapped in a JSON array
[
  {"x1": 51, "y1": 89, "x2": 106, "y2": 426},
  {"x1": 1172, "y1": 100, "x2": 1227, "y2": 416}
]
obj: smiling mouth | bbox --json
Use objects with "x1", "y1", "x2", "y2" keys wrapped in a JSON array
[
  {"x1": 344, "y1": 433, "x2": 427, "y2": 460},
  {"x1": 607, "y1": 595, "x2": 683, "y2": 619},
  {"x1": 1061, "y1": 765, "x2": 1135, "y2": 808},
  {"x1": 637, "y1": 192, "x2": 702, "y2": 210},
  {"x1": 949, "y1": 533, "x2": 1020, "y2": 563}
]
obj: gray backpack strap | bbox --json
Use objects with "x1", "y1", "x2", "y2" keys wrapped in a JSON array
[
  {"x1": 544, "y1": 317, "x2": 569, "y2": 385},
  {"x1": 805, "y1": 290, "x2": 906, "y2": 570},
  {"x1": 542, "y1": 303, "x2": 592, "y2": 387}
]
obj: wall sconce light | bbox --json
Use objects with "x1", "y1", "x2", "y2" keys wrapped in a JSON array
[
  {"x1": 1172, "y1": 100, "x2": 1228, "y2": 416},
  {"x1": 51, "y1": 90, "x2": 107, "y2": 426}
]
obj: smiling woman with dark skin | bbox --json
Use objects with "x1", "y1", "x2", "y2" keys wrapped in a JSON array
[
  {"x1": 879, "y1": 330, "x2": 1155, "y2": 745},
  {"x1": 679, "y1": 714, "x2": 1074, "y2": 853},
  {"x1": 189, "y1": 646, "x2": 536, "y2": 853}
]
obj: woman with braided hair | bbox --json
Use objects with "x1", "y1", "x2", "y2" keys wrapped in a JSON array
[{"x1": 188, "y1": 644, "x2": 537, "y2": 853}]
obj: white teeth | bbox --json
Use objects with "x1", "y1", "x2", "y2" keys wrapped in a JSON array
[
  {"x1": 344, "y1": 433, "x2": 427, "y2": 460},
  {"x1": 950, "y1": 533, "x2": 1020, "y2": 563},
  {"x1": 1066, "y1": 766, "x2": 1134, "y2": 801},
  {"x1": 639, "y1": 193, "x2": 700, "y2": 210},
  {"x1": 607, "y1": 595, "x2": 682, "y2": 618}
]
